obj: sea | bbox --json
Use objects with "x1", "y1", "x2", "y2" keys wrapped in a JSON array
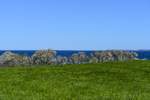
[{"x1": 0, "y1": 50, "x2": 150, "y2": 60}]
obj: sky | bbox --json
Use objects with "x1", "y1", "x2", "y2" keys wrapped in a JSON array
[{"x1": 0, "y1": 0, "x2": 150, "y2": 50}]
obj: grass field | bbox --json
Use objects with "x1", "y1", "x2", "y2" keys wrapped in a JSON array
[{"x1": 0, "y1": 61, "x2": 150, "y2": 100}]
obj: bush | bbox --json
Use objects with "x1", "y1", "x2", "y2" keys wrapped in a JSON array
[
  {"x1": 0, "y1": 51, "x2": 31, "y2": 66},
  {"x1": 0, "y1": 50, "x2": 138, "y2": 66},
  {"x1": 57, "y1": 56, "x2": 68, "y2": 65},
  {"x1": 31, "y1": 49, "x2": 56, "y2": 65},
  {"x1": 70, "y1": 52, "x2": 89, "y2": 64},
  {"x1": 93, "y1": 50, "x2": 138, "y2": 62}
]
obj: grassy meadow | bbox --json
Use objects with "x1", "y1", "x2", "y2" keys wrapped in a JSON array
[{"x1": 0, "y1": 60, "x2": 150, "y2": 99}]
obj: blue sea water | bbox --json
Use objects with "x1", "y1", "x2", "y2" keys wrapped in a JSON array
[
  {"x1": 0, "y1": 50, "x2": 150, "y2": 60},
  {"x1": 0, "y1": 50, "x2": 93, "y2": 57},
  {"x1": 134, "y1": 50, "x2": 150, "y2": 60}
]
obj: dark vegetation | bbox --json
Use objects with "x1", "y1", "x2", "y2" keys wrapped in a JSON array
[{"x1": 0, "y1": 49, "x2": 138, "y2": 66}]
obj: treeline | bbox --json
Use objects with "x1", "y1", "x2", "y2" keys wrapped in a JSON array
[{"x1": 0, "y1": 49, "x2": 138, "y2": 66}]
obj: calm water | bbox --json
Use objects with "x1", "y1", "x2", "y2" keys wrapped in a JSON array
[{"x1": 0, "y1": 50, "x2": 150, "y2": 60}]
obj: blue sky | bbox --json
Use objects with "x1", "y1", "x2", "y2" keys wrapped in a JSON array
[{"x1": 0, "y1": 0, "x2": 150, "y2": 50}]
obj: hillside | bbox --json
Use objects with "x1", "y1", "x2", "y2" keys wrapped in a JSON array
[{"x1": 0, "y1": 61, "x2": 150, "y2": 99}]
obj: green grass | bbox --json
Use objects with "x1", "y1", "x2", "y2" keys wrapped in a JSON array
[{"x1": 0, "y1": 60, "x2": 150, "y2": 100}]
